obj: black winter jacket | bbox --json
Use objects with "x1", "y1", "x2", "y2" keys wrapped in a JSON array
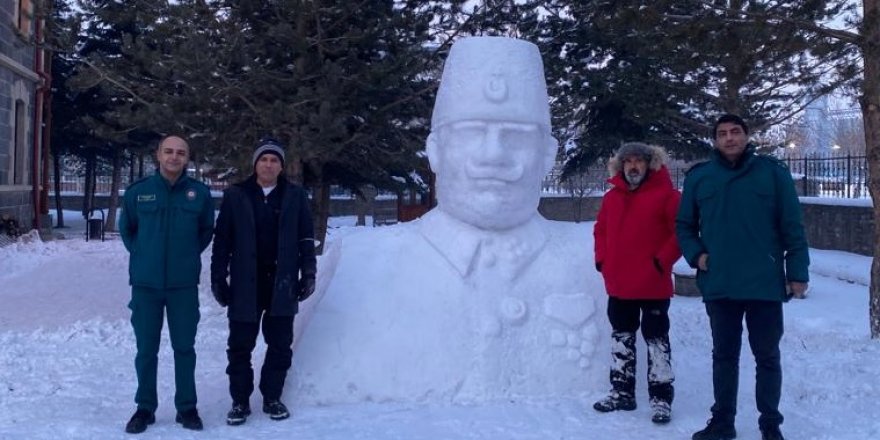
[{"x1": 211, "y1": 176, "x2": 317, "y2": 322}]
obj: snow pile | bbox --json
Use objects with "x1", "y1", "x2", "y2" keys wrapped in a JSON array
[{"x1": 0, "y1": 220, "x2": 879, "y2": 439}]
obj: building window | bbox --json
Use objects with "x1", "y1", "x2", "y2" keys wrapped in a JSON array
[
  {"x1": 13, "y1": 99, "x2": 28, "y2": 185},
  {"x1": 13, "y1": 0, "x2": 33, "y2": 36}
]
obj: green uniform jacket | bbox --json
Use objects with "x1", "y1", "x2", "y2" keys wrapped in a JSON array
[
  {"x1": 119, "y1": 173, "x2": 215, "y2": 289},
  {"x1": 676, "y1": 147, "x2": 809, "y2": 301}
]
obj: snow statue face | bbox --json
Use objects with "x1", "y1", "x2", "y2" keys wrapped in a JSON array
[{"x1": 427, "y1": 37, "x2": 558, "y2": 230}]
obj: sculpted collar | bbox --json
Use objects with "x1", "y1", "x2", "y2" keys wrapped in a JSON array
[{"x1": 417, "y1": 209, "x2": 548, "y2": 281}]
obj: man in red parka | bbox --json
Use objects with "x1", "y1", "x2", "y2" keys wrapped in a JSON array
[{"x1": 593, "y1": 142, "x2": 682, "y2": 424}]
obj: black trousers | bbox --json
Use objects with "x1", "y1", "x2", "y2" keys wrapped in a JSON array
[
  {"x1": 226, "y1": 268, "x2": 294, "y2": 405},
  {"x1": 705, "y1": 299, "x2": 784, "y2": 429},
  {"x1": 606, "y1": 296, "x2": 674, "y2": 403}
]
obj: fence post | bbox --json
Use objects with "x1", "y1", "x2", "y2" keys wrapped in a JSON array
[
  {"x1": 803, "y1": 155, "x2": 809, "y2": 196},
  {"x1": 846, "y1": 154, "x2": 853, "y2": 198}
]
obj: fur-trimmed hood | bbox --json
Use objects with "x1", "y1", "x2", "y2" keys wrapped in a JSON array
[{"x1": 607, "y1": 143, "x2": 669, "y2": 177}]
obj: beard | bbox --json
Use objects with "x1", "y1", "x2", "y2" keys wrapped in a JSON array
[{"x1": 625, "y1": 170, "x2": 645, "y2": 187}]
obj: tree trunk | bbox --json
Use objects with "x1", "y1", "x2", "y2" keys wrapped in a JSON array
[
  {"x1": 105, "y1": 148, "x2": 123, "y2": 232},
  {"x1": 862, "y1": 0, "x2": 880, "y2": 339},
  {"x1": 312, "y1": 182, "x2": 331, "y2": 255},
  {"x1": 82, "y1": 152, "x2": 95, "y2": 219},
  {"x1": 52, "y1": 150, "x2": 64, "y2": 228}
]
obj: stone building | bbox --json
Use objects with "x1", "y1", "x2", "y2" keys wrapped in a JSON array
[{"x1": 1, "y1": 0, "x2": 48, "y2": 231}]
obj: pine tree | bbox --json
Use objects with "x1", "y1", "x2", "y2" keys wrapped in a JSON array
[{"x1": 535, "y1": 0, "x2": 855, "y2": 177}]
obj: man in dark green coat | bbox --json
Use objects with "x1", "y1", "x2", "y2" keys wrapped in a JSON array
[
  {"x1": 677, "y1": 114, "x2": 809, "y2": 440},
  {"x1": 119, "y1": 135, "x2": 214, "y2": 434}
]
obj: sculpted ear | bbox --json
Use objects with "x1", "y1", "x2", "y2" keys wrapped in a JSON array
[
  {"x1": 544, "y1": 136, "x2": 559, "y2": 175},
  {"x1": 426, "y1": 132, "x2": 440, "y2": 174}
]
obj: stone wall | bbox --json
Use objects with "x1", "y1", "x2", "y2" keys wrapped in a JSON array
[
  {"x1": 800, "y1": 199, "x2": 873, "y2": 256},
  {"x1": 0, "y1": 189, "x2": 32, "y2": 228},
  {"x1": 49, "y1": 195, "x2": 875, "y2": 256},
  {"x1": 538, "y1": 196, "x2": 604, "y2": 223}
]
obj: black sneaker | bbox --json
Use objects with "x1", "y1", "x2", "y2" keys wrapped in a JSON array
[
  {"x1": 650, "y1": 399, "x2": 672, "y2": 424},
  {"x1": 592, "y1": 391, "x2": 637, "y2": 412},
  {"x1": 175, "y1": 408, "x2": 204, "y2": 431},
  {"x1": 761, "y1": 426, "x2": 785, "y2": 440},
  {"x1": 262, "y1": 400, "x2": 290, "y2": 420},
  {"x1": 226, "y1": 403, "x2": 251, "y2": 426},
  {"x1": 692, "y1": 418, "x2": 737, "y2": 440},
  {"x1": 124, "y1": 409, "x2": 155, "y2": 434}
]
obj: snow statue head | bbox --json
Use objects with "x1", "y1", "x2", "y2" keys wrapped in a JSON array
[{"x1": 426, "y1": 37, "x2": 558, "y2": 230}]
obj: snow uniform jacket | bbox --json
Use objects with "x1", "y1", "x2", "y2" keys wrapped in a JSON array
[
  {"x1": 594, "y1": 147, "x2": 682, "y2": 299},
  {"x1": 676, "y1": 147, "x2": 810, "y2": 302},
  {"x1": 211, "y1": 175, "x2": 317, "y2": 322},
  {"x1": 119, "y1": 173, "x2": 215, "y2": 289}
]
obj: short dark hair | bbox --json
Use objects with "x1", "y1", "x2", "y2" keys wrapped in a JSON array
[{"x1": 713, "y1": 114, "x2": 748, "y2": 139}]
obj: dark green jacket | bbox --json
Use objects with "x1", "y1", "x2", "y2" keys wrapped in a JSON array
[
  {"x1": 119, "y1": 173, "x2": 215, "y2": 289},
  {"x1": 676, "y1": 148, "x2": 809, "y2": 301}
]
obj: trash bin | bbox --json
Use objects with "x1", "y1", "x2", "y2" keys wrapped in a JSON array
[
  {"x1": 88, "y1": 218, "x2": 104, "y2": 241},
  {"x1": 85, "y1": 208, "x2": 105, "y2": 242}
]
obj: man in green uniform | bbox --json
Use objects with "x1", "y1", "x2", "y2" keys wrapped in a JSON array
[{"x1": 119, "y1": 135, "x2": 215, "y2": 434}]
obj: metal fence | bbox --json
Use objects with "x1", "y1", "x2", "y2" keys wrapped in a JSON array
[
  {"x1": 542, "y1": 153, "x2": 869, "y2": 199},
  {"x1": 49, "y1": 153, "x2": 870, "y2": 200},
  {"x1": 541, "y1": 164, "x2": 688, "y2": 196},
  {"x1": 780, "y1": 153, "x2": 869, "y2": 199}
]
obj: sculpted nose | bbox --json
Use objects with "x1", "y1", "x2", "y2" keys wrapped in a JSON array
[{"x1": 474, "y1": 126, "x2": 507, "y2": 166}]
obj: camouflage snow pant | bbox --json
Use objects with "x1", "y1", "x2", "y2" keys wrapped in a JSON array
[{"x1": 606, "y1": 296, "x2": 674, "y2": 404}]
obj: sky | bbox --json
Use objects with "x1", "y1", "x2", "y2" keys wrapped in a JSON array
[{"x1": 0, "y1": 213, "x2": 878, "y2": 439}]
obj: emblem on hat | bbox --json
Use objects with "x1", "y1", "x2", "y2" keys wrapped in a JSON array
[
  {"x1": 186, "y1": 189, "x2": 196, "y2": 201},
  {"x1": 484, "y1": 68, "x2": 508, "y2": 103}
]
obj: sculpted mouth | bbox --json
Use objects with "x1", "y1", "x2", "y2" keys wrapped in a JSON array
[{"x1": 473, "y1": 178, "x2": 510, "y2": 188}]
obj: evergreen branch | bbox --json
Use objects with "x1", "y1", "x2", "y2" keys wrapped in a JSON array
[{"x1": 692, "y1": 0, "x2": 862, "y2": 45}]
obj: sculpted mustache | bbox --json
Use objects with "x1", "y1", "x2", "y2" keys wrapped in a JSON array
[{"x1": 465, "y1": 162, "x2": 524, "y2": 182}]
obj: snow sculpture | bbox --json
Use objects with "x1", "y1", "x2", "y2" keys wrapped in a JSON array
[{"x1": 292, "y1": 37, "x2": 608, "y2": 404}]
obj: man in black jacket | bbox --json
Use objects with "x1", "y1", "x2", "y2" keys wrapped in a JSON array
[{"x1": 210, "y1": 138, "x2": 317, "y2": 426}]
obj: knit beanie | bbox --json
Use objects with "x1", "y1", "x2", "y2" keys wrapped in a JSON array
[{"x1": 252, "y1": 138, "x2": 285, "y2": 168}]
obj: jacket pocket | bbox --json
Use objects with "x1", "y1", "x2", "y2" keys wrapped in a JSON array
[{"x1": 696, "y1": 184, "x2": 719, "y2": 202}]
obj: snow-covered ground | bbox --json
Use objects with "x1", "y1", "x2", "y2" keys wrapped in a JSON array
[{"x1": 0, "y1": 215, "x2": 878, "y2": 439}]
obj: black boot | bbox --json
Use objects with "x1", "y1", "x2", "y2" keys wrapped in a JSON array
[
  {"x1": 124, "y1": 409, "x2": 155, "y2": 434},
  {"x1": 593, "y1": 390, "x2": 636, "y2": 412},
  {"x1": 595, "y1": 331, "x2": 637, "y2": 412},
  {"x1": 263, "y1": 399, "x2": 290, "y2": 420},
  {"x1": 646, "y1": 335, "x2": 674, "y2": 424},
  {"x1": 650, "y1": 398, "x2": 671, "y2": 424},
  {"x1": 692, "y1": 418, "x2": 736, "y2": 440},
  {"x1": 226, "y1": 402, "x2": 251, "y2": 426},
  {"x1": 176, "y1": 408, "x2": 204, "y2": 431},
  {"x1": 760, "y1": 425, "x2": 785, "y2": 440}
]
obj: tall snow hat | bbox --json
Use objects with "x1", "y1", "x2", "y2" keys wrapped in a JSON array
[
  {"x1": 431, "y1": 37, "x2": 551, "y2": 131},
  {"x1": 252, "y1": 138, "x2": 285, "y2": 168}
]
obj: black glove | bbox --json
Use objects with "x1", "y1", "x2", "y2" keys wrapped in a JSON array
[
  {"x1": 211, "y1": 280, "x2": 230, "y2": 307},
  {"x1": 595, "y1": 262, "x2": 602, "y2": 273},
  {"x1": 298, "y1": 275, "x2": 316, "y2": 302},
  {"x1": 653, "y1": 258, "x2": 663, "y2": 274}
]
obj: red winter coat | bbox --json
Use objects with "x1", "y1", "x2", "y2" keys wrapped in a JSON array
[{"x1": 594, "y1": 165, "x2": 682, "y2": 299}]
